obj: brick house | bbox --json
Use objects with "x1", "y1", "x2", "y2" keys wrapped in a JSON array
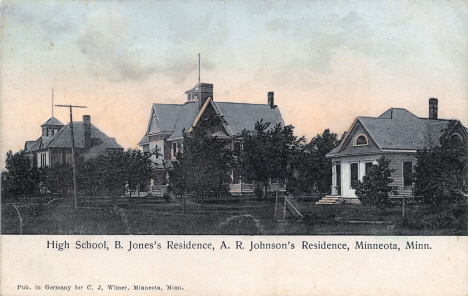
[{"x1": 324, "y1": 98, "x2": 467, "y2": 203}]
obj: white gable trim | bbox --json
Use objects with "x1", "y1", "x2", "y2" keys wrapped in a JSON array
[
  {"x1": 336, "y1": 118, "x2": 382, "y2": 154},
  {"x1": 188, "y1": 98, "x2": 233, "y2": 137}
]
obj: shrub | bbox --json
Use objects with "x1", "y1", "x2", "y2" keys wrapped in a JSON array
[
  {"x1": 353, "y1": 156, "x2": 398, "y2": 210},
  {"x1": 399, "y1": 204, "x2": 467, "y2": 233}
]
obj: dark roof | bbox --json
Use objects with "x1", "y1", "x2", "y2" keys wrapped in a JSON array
[
  {"x1": 328, "y1": 108, "x2": 464, "y2": 157},
  {"x1": 25, "y1": 121, "x2": 123, "y2": 152},
  {"x1": 140, "y1": 99, "x2": 285, "y2": 144},
  {"x1": 150, "y1": 103, "x2": 182, "y2": 133},
  {"x1": 41, "y1": 117, "x2": 64, "y2": 127},
  {"x1": 167, "y1": 102, "x2": 201, "y2": 140},
  {"x1": 215, "y1": 102, "x2": 284, "y2": 135},
  {"x1": 48, "y1": 122, "x2": 123, "y2": 149},
  {"x1": 138, "y1": 135, "x2": 149, "y2": 146},
  {"x1": 24, "y1": 141, "x2": 37, "y2": 151}
]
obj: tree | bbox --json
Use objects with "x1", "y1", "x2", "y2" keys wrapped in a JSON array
[
  {"x1": 80, "y1": 149, "x2": 153, "y2": 200},
  {"x1": 289, "y1": 129, "x2": 339, "y2": 195},
  {"x1": 92, "y1": 151, "x2": 127, "y2": 198},
  {"x1": 413, "y1": 121, "x2": 468, "y2": 208},
  {"x1": 169, "y1": 115, "x2": 235, "y2": 204},
  {"x1": 41, "y1": 164, "x2": 73, "y2": 195},
  {"x1": 2, "y1": 151, "x2": 40, "y2": 199},
  {"x1": 240, "y1": 120, "x2": 304, "y2": 199},
  {"x1": 353, "y1": 156, "x2": 398, "y2": 210},
  {"x1": 124, "y1": 149, "x2": 153, "y2": 200}
]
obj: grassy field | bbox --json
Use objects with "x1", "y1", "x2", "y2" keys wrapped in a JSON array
[{"x1": 1, "y1": 195, "x2": 465, "y2": 235}]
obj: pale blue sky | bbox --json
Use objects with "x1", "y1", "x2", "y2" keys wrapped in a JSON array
[{"x1": 1, "y1": 0, "x2": 467, "y2": 164}]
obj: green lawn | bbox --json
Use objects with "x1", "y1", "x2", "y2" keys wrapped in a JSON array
[{"x1": 1, "y1": 196, "x2": 466, "y2": 235}]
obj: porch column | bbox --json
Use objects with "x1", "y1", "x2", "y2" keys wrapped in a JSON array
[{"x1": 331, "y1": 161, "x2": 338, "y2": 195}]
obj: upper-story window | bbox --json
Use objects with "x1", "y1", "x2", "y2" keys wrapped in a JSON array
[
  {"x1": 233, "y1": 141, "x2": 242, "y2": 151},
  {"x1": 172, "y1": 143, "x2": 177, "y2": 157},
  {"x1": 449, "y1": 134, "x2": 463, "y2": 145},
  {"x1": 354, "y1": 134, "x2": 368, "y2": 146}
]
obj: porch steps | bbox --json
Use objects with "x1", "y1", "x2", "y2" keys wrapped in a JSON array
[{"x1": 316, "y1": 196, "x2": 342, "y2": 205}]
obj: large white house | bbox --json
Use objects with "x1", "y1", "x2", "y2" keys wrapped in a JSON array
[
  {"x1": 139, "y1": 81, "x2": 284, "y2": 194},
  {"x1": 324, "y1": 98, "x2": 467, "y2": 203}
]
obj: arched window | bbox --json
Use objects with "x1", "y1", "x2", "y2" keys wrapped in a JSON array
[
  {"x1": 354, "y1": 135, "x2": 368, "y2": 146},
  {"x1": 449, "y1": 134, "x2": 462, "y2": 145}
]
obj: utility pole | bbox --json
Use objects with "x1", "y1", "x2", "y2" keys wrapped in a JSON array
[{"x1": 55, "y1": 104, "x2": 87, "y2": 210}]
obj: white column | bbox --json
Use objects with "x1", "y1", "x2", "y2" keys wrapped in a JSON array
[{"x1": 331, "y1": 161, "x2": 338, "y2": 195}]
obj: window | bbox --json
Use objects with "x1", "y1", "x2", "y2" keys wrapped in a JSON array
[
  {"x1": 354, "y1": 135, "x2": 368, "y2": 146},
  {"x1": 40, "y1": 153, "x2": 47, "y2": 168},
  {"x1": 350, "y1": 163, "x2": 359, "y2": 187},
  {"x1": 403, "y1": 161, "x2": 413, "y2": 187},
  {"x1": 233, "y1": 141, "x2": 241, "y2": 152},
  {"x1": 172, "y1": 143, "x2": 177, "y2": 157},
  {"x1": 233, "y1": 141, "x2": 242, "y2": 156},
  {"x1": 449, "y1": 134, "x2": 462, "y2": 145},
  {"x1": 365, "y1": 162, "x2": 373, "y2": 175}
]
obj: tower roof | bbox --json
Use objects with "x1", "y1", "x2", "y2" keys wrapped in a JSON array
[{"x1": 40, "y1": 117, "x2": 64, "y2": 127}]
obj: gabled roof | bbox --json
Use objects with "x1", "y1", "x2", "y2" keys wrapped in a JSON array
[
  {"x1": 149, "y1": 104, "x2": 182, "y2": 133},
  {"x1": 214, "y1": 102, "x2": 284, "y2": 135},
  {"x1": 167, "y1": 102, "x2": 202, "y2": 140},
  {"x1": 47, "y1": 122, "x2": 123, "y2": 149},
  {"x1": 328, "y1": 107, "x2": 464, "y2": 157},
  {"x1": 138, "y1": 135, "x2": 149, "y2": 146},
  {"x1": 140, "y1": 99, "x2": 285, "y2": 144},
  {"x1": 41, "y1": 117, "x2": 64, "y2": 127},
  {"x1": 24, "y1": 141, "x2": 38, "y2": 151}
]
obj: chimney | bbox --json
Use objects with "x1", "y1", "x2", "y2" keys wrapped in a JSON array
[
  {"x1": 83, "y1": 115, "x2": 91, "y2": 149},
  {"x1": 429, "y1": 98, "x2": 438, "y2": 119},
  {"x1": 199, "y1": 83, "x2": 213, "y2": 109},
  {"x1": 268, "y1": 92, "x2": 276, "y2": 109}
]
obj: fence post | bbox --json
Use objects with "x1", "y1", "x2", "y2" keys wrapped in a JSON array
[
  {"x1": 275, "y1": 191, "x2": 278, "y2": 218},
  {"x1": 402, "y1": 196, "x2": 405, "y2": 217},
  {"x1": 283, "y1": 194, "x2": 287, "y2": 220}
]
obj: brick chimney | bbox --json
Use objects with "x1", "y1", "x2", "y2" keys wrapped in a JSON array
[
  {"x1": 199, "y1": 83, "x2": 213, "y2": 109},
  {"x1": 268, "y1": 92, "x2": 276, "y2": 109},
  {"x1": 83, "y1": 115, "x2": 91, "y2": 149},
  {"x1": 429, "y1": 98, "x2": 438, "y2": 119}
]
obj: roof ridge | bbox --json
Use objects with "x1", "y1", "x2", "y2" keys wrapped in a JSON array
[
  {"x1": 418, "y1": 117, "x2": 452, "y2": 121},
  {"x1": 215, "y1": 101, "x2": 269, "y2": 106},
  {"x1": 152, "y1": 102, "x2": 183, "y2": 107}
]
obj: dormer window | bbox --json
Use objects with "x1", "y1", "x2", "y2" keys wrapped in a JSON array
[
  {"x1": 354, "y1": 135, "x2": 368, "y2": 146},
  {"x1": 449, "y1": 134, "x2": 462, "y2": 145}
]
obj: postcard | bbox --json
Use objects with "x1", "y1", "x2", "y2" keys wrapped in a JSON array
[{"x1": 1, "y1": 1, "x2": 467, "y2": 295}]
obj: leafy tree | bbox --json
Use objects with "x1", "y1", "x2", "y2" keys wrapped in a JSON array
[
  {"x1": 240, "y1": 120, "x2": 304, "y2": 199},
  {"x1": 289, "y1": 129, "x2": 339, "y2": 195},
  {"x1": 81, "y1": 149, "x2": 153, "y2": 199},
  {"x1": 89, "y1": 151, "x2": 127, "y2": 198},
  {"x1": 353, "y1": 156, "x2": 398, "y2": 210},
  {"x1": 2, "y1": 150, "x2": 40, "y2": 199},
  {"x1": 40, "y1": 164, "x2": 73, "y2": 195},
  {"x1": 413, "y1": 121, "x2": 468, "y2": 208},
  {"x1": 169, "y1": 115, "x2": 234, "y2": 204},
  {"x1": 124, "y1": 149, "x2": 153, "y2": 199}
]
